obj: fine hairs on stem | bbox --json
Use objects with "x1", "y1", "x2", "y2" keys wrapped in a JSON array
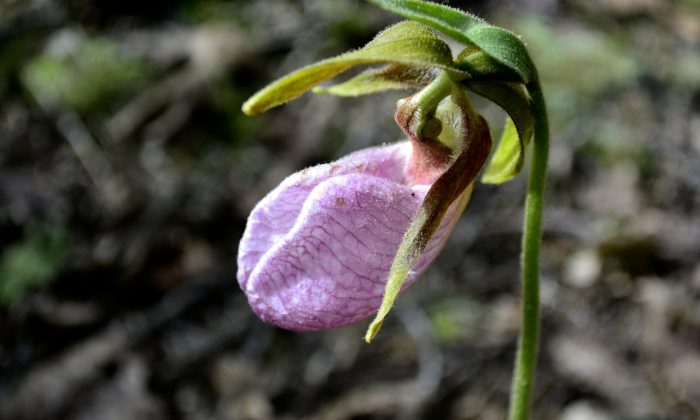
[{"x1": 508, "y1": 83, "x2": 549, "y2": 420}]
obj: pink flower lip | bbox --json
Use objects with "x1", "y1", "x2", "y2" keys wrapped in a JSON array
[{"x1": 237, "y1": 142, "x2": 464, "y2": 331}]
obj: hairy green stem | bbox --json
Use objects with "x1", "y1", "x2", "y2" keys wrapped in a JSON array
[{"x1": 508, "y1": 82, "x2": 549, "y2": 420}]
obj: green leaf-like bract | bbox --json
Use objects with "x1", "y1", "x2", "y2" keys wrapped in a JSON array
[
  {"x1": 242, "y1": 21, "x2": 466, "y2": 115},
  {"x1": 367, "y1": 0, "x2": 536, "y2": 84}
]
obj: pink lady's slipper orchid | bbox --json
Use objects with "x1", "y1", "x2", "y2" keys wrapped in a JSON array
[
  {"x1": 238, "y1": 14, "x2": 537, "y2": 342},
  {"x1": 238, "y1": 138, "x2": 475, "y2": 332},
  {"x1": 239, "y1": 70, "x2": 492, "y2": 335},
  {"x1": 238, "y1": 2, "x2": 550, "y2": 416}
]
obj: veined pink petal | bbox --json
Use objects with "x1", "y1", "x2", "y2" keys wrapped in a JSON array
[{"x1": 237, "y1": 141, "x2": 464, "y2": 331}]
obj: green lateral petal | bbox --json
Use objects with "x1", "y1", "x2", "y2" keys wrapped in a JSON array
[
  {"x1": 242, "y1": 21, "x2": 466, "y2": 115},
  {"x1": 367, "y1": 0, "x2": 535, "y2": 84},
  {"x1": 365, "y1": 184, "x2": 474, "y2": 342},
  {"x1": 313, "y1": 64, "x2": 434, "y2": 97},
  {"x1": 483, "y1": 117, "x2": 521, "y2": 183},
  {"x1": 466, "y1": 81, "x2": 534, "y2": 183},
  {"x1": 365, "y1": 88, "x2": 492, "y2": 342}
]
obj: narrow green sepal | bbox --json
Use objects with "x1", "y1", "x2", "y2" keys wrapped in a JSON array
[
  {"x1": 313, "y1": 64, "x2": 434, "y2": 97},
  {"x1": 242, "y1": 20, "x2": 466, "y2": 115},
  {"x1": 366, "y1": 0, "x2": 536, "y2": 84}
]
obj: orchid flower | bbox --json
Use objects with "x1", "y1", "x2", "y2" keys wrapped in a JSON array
[
  {"x1": 238, "y1": 2, "x2": 549, "y2": 419},
  {"x1": 238, "y1": 83, "x2": 491, "y2": 333}
]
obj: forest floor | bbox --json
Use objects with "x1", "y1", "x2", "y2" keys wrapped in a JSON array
[{"x1": 1, "y1": 0, "x2": 700, "y2": 419}]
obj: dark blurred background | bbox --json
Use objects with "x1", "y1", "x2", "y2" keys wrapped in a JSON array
[{"x1": 1, "y1": 0, "x2": 699, "y2": 419}]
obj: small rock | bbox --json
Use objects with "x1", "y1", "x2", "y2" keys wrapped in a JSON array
[
  {"x1": 691, "y1": 263, "x2": 700, "y2": 292},
  {"x1": 560, "y1": 401, "x2": 612, "y2": 420},
  {"x1": 564, "y1": 249, "x2": 601, "y2": 288},
  {"x1": 665, "y1": 353, "x2": 700, "y2": 402}
]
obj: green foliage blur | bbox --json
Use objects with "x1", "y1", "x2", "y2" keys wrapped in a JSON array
[
  {"x1": 0, "y1": 226, "x2": 70, "y2": 306},
  {"x1": 23, "y1": 37, "x2": 151, "y2": 112}
]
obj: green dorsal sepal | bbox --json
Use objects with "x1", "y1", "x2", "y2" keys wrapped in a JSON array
[{"x1": 367, "y1": 0, "x2": 537, "y2": 84}]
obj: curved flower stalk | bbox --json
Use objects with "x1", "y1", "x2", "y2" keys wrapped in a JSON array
[{"x1": 239, "y1": 2, "x2": 549, "y2": 419}]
